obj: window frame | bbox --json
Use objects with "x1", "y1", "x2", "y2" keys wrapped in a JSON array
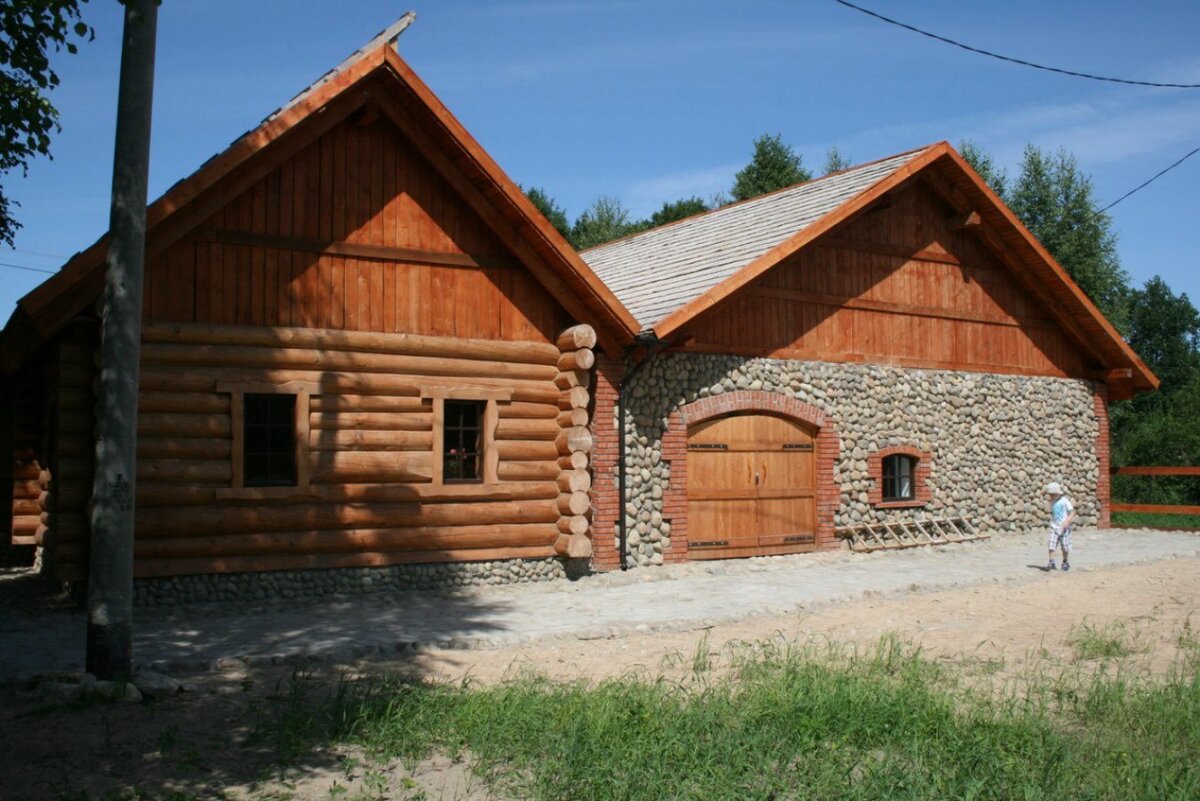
[
  {"x1": 422, "y1": 386, "x2": 508, "y2": 486},
  {"x1": 442, "y1": 399, "x2": 487, "y2": 483},
  {"x1": 215, "y1": 380, "x2": 316, "y2": 500},
  {"x1": 881, "y1": 454, "x2": 916, "y2": 502}
]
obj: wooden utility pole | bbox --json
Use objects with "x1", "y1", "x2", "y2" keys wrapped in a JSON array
[{"x1": 86, "y1": 0, "x2": 158, "y2": 680}]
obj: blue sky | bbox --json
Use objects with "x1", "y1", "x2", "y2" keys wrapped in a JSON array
[{"x1": 3, "y1": 0, "x2": 1199, "y2": 322}]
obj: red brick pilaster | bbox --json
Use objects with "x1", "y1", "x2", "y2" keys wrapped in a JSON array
[
  {"x1": 589, "y1": 354, "x2": 622, "y2": 570},
  {"x1": 660, "y1": 424, "x2": 689, "y2": 562},
  {"x1": 671, "y1": 390, "x2": 842, "y2": 551},
  {"x1": 866, "y1": 445, "x2": 933, "y2": 508},
  {"x1": 1093, "y1": 384, "x2": 1111, "y2": 528}
]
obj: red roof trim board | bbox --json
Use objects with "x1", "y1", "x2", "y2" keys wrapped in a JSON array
[
  {"x1": 1, "y1": 22, "x2": 1157, "y2": 395},
  {"x1": 1, "y1": 20, "x2": 639, "y2": 374},
  {"x1": 585, "y1": 141, "x2": 1156, "y2": 394}
]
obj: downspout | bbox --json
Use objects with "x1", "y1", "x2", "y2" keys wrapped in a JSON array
[{"x1": 616, "y1": 331, "x2": 667, "y2": 570}]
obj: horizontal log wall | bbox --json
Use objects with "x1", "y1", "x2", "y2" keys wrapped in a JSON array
[
  {"x1": 55, "y1": 321, "x2": 577, "y2": 580},
  {"x1": 682, "y1": 182, "x2": 1090, "y2": 379},
  {"x1": 7, "y1": 363, "x2": 48, "y2": 551},
  {"x1": 45, "y1": 319, "x2": 99, "y2": 577}
]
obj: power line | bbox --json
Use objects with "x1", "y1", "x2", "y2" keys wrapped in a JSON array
[
  {"x1": 835, "y1": 1, "x2": 1200, "y2": 89},
  {"x1": 0, "y1": 260, "x2": 56, "y2": 275},
  {"x1": 1098, "y1": 144, "x2": 1200, "y2": 214},
  {"x1": 9, "y1": 247, "x2": 67, "y2": 260}
]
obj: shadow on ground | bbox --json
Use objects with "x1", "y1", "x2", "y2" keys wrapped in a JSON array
[
  {"x1": 0, "y1": 565, "x2": 521, "y2": 679},
  {"x1": 0, "y1": 569, "x2": 523, "y2": 800},
  {"x1": 2, "y1": 660, "x2": 461, "y2": 801}
]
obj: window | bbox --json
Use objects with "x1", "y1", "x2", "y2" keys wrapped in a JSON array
[
  {"x1": 882, "y1": 454, "x2": 916, "y2": 502},
  {"x1": 422, "y1": 387, "x2": 507, "y2": 485},
  {"x1": 216, "y1": 380, "x2": 315, "y2": 498},
  {"x1": 244, "y1": 393, "x2": 297, "y2": 487},
  {"x1": 443, "y1": 400, "x2": 485, "y2": 482}
]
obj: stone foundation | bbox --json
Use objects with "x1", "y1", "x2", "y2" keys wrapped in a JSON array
[
  {"x1": 133, "y1": 557, "x2": 570, "y2": 607},
  {"x1": 612, "y1": 353, "x2": 1104, "y2": 567}
]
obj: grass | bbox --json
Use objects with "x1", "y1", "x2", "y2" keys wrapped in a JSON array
[
  {"x1": 250, "y1": 635, "x2": 1200, "y2": 801},
  {"x1": 1112, "y1": 511, "x2": 1200, "y2": 529},
  {"x1": 1070, "y1": 621, "x2": 1143, "y2": 661}
]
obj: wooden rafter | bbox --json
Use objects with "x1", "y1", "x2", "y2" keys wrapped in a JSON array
[{"x1": 949, "y1": 210, "x2": 981, "y2": 230}]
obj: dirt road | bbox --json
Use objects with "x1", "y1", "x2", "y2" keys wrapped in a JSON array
[{"x1": 3, "y1": 547, "x2": 1200, "y2": 800}]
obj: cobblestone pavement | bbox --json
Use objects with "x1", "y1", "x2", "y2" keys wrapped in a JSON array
[{"x1": 1, "y1": 528, "x2": 1197, "y2": 680}]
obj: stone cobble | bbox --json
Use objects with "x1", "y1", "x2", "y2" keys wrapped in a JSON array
[
  {"x1": 134, "y1": 557, "x2": 567, "y2": 607},
  {"x1": 2, "y1": 528, "x2": 1198, "y2": 681},
  {"x1": 618, "y1": 353, "x2": 1101, "y2": 567}
]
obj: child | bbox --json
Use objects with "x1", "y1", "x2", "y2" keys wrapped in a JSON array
[{"x1": 1045, "y1": 482, "x2": 1076, "y2": 572}]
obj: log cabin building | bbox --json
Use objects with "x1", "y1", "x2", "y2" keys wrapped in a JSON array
[
  {"x1": 1, "y1": 19, "x2": 1158, "y2": 596},
  {"x1": 0, "y1": 18, "x2": 640, "y2": 597}
]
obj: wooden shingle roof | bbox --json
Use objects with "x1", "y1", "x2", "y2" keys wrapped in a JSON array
[
  {"x1": 579, "y1": 142, "x2": 1156, "y2": 394},
  {"x1": 581, "y1": 147, "x2": 930, "y2": 330}
]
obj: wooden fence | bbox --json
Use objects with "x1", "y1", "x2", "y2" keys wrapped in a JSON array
[{"x1": 1110, "y1": 466, "x2": 1200, "y2": 518}]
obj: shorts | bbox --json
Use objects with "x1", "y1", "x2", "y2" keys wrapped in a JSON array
[{"x1": 1048, "y1": 526, "x2": 1071, "y2": 551}]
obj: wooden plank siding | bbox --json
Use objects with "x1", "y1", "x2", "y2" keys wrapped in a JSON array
[
  {"x1": 141, "y1": 114, "x2": 568, "y2": 343},
  {"x1": 677, "y1": 182, "x2": 1090, "y2": 379}
]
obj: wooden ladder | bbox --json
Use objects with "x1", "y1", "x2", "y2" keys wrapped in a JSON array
[{"x1": 836, "y1": 516, "x2": 989, "y2": 553}]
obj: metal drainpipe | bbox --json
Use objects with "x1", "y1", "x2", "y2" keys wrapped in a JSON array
[{"x1": 616, "y1": 332, "x2": 666, "y2": 570}]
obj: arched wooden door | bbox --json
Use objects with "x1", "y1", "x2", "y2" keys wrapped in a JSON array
[{"x1": 686, "y1": 412, "x2": 817, "y2": 559}]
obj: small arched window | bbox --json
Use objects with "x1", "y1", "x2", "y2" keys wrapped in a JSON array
[{"x1": 882, "y1": 454, "x2": 916, "y2": 502}]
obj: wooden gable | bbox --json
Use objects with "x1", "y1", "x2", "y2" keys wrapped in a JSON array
[
  {"x1": 143, "y1": 112, "x2": 567, "y2": 343},
  {"x1": 1, "y1": 39, "x2": 638, "y2": 375},
  {"x1": 677, "y1": 179, "x2": 1091, "y2": 379}
]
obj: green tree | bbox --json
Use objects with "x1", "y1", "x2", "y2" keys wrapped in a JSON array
[
  {"x1": 523, "y1": 186, "x2": 571, "y2": 242},
  {"x1": 731, "y1": 133, "x2": 811, "y2": 201},
  {"x1": 0, "y1": 0, "x2": 94, "y2": 246},
  {"x1": 1111, "y1": 374, "x2": 1200, "y2": 505},
  {"x1": 648, "y1": 196, "x2": 708, "y2": 228},
  {"x1": 571, "y1": 196, "x2": 643, "y2": 250},
  {"x1": 958, "y1": 140, "x2": 1007, "y2": 199},
  {"x1": 1109, "y1": 276, "x2": 1200, "y2": 466},
  {"x1": 822, "y1": 146, "x2": 851, "y2": 175},
  {"x1": 1127, "y1": 277, "x2": 1200, "y2": 400},
  {"x1": 1008, "y1": 145, "x2": 1131, "y2": 333}
]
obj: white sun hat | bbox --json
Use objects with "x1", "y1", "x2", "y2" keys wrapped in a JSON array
[{"x1": 1044, "y1": 482, "x2": 1064, "y2": 495}]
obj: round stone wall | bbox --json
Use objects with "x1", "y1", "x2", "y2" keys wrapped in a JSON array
[
  {"x1": 617, "y1": 353, "x2": 1102, "y2": 567},
  {"x1": 133, "y1": 557, "x2": 570, "y2": 607}
]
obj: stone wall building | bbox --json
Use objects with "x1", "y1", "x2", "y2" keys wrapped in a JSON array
[{"x1": 582, "y1": 143, "x2": 1152, "y2": 568}]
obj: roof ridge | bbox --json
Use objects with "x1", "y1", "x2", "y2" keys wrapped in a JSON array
[
  {"x1": 265, "y1": 12, "x2": 416, "y2": 125},
  {"x1": 155, "y1": 13, "x2": 419, "y2": 212},
  {"x1": 580, "y1": 142, "x2": 939, "y2": 255}
]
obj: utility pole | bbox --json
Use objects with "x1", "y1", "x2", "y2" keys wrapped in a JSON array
[{"x1": 86, "y1": 0, "x2": 158, "y2": 680}]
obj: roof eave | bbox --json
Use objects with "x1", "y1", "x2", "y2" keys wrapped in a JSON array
[
  {"x1": 645, "y1": 142, "x2": 1157, "y2": 395},
  {"x1": 938, "y1": 147, "x2": 1159, "y2": 393}
]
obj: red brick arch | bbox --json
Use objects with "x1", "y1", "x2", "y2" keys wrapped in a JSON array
[
  {"x1": 660, "y1": 390, "x2": 842, "y2": 561},
  {"x1": 867, "y1": 445, "x2": 932, "y2": 508}
]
